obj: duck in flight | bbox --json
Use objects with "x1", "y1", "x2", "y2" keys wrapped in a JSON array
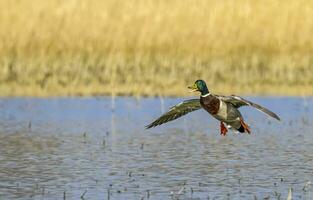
[{"x1": 146, "y1": 80, "x2": 280, "y2": 135}]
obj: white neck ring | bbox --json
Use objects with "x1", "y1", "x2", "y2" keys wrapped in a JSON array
[{"x1": 201, "y1": 93, "x2": 211, "y2": 97}]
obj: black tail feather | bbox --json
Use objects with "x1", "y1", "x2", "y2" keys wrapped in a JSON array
[{"x1": 237, "y1": 125, "x2": 245, "y2": 133}]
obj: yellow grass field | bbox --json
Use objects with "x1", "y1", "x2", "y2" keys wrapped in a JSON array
[{"x1": 0, "y1": 0, "x2": 313, "y2": 97}]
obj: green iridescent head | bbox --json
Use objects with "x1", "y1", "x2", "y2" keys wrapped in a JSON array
[{"x1": 188, "y1": 80, "x2": 209, "y2": 95}]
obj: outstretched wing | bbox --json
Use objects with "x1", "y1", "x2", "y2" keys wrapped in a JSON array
[
  {"x1": 146, "y1": 99, "x2": 202, "y2": 129},
  {"x1": 220, "y1": 95, "x2": 280, "y2": 121}
]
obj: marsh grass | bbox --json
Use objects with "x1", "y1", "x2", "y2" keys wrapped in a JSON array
[{"x1": 0, "y1": 0, "x2": 313, "y2": 96}]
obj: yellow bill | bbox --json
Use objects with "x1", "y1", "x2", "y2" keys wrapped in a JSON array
[{"x1": 188, "y1": 84, "x2": 198, "y2": 92}]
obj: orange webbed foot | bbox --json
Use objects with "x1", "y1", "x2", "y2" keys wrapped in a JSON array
[
  {"x1": 220, "y1": 122, "x2": 228, "y2": 136},
  {"x1": 240, "y1": 117, "x2": 251, "y2": 134}
]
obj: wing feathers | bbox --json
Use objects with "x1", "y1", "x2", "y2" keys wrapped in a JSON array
[
  {"x1": 222, "y1": 95, "x2": 280, "y2": 121},
  {"x1": 146, "y1": 99, "x2": 202, "y2": 129},
  {"x1": 241, "y1": 98, "x2": 280, "y2": 121}
]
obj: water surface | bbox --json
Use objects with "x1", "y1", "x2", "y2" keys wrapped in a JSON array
[{"x1": 0, "y1": 97, "x2": 312, "y2": 200}]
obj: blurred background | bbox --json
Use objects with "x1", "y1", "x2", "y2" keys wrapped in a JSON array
[
  {"x1": 1, "y1": 1, "x2": 313, "y2": 199},
  {"x1": 0, "y1": 0, "x2": 313, "y2": 97}
]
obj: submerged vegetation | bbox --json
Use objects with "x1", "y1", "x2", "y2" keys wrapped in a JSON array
[{"x1": 0, "y1": 0, "x2": 313, "y2": 96}]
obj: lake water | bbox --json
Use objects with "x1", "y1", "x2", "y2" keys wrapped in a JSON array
[{"x1": 0, "y1": 97, "x2": 312, "y2": 200}]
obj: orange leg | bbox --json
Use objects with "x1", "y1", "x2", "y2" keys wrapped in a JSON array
[
  {"x1": 220, "y1": 122, "x2": 228, "y2": 136},
  {"x1": 240, "y1": 117, "x2": 251, "y2": 134}
]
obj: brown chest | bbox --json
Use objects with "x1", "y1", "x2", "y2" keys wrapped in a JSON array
[{"x1": 200, "y1": 95, "x2": 220, "y2": 115}]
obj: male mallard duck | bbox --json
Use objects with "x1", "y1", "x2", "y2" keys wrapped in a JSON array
[{"x1": 146, "y1": 80, "x2": 280, "y2": 135}]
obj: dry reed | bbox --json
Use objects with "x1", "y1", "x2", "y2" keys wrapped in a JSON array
[{"x1": 0, "y1": 0, "x2": 313, "y2": 96}]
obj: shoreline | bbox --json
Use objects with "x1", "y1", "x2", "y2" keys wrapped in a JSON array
[{"x1": 0, "y1": 84, "x2": 312, "y2": 97}]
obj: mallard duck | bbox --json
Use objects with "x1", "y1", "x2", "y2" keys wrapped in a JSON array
[{"x1": 146, "y1": 80, "x2": 280, "y2": 135}]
